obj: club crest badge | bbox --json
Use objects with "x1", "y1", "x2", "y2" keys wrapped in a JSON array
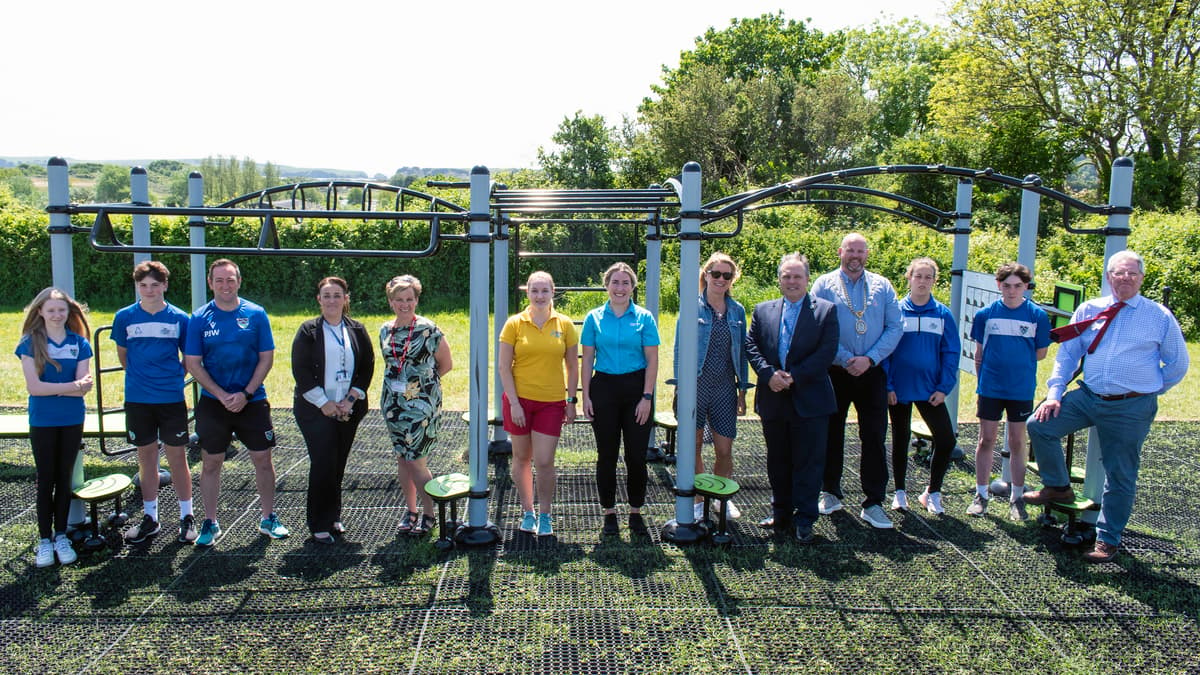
[{"x1": 237, "y1": 317, "x2": 250, "y2": 329}]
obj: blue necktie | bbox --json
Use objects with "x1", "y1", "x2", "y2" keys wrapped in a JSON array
[{"x1": 779, "y1": 300, "x2": 801, "y2": 366}]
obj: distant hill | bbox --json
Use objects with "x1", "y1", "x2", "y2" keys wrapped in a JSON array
[{"x1": 0, "y1": 157, "x2": 472, "y2": 182}]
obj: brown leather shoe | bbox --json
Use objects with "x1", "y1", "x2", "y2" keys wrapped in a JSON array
[
  {"x1": 1083, "y1": 540, "x2": 1119, "y2": 563},
  {"x1": 1023, "y1": 485, "x2": 1075, "y2": 505}
]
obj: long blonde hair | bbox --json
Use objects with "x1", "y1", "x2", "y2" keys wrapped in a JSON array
[
  {"x1": 699, "y1": 252, "x2": 740, "y2": 295},
  {"x1": 21, "y1": 287, "x2": 91, "y2": 375}
]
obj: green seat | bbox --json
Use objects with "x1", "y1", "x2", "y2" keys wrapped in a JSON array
[
  {"x1": 693, "y1": 473, "x2": 740, "y2": 545},
  {"x1": 425, "y1": 472, "x2": 470, "y2": 550},
  {"x1": 73, "y1": 473, "x2": 133, "y2": 551},
  {"x1": 654, "y1": 411, "x2": 678, "y2": 460}
]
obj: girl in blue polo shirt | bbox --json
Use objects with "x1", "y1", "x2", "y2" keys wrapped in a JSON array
[
  {"x1": 16, "y1": 288, "x2": 93, "y2": 568},
  {"x1": 582, "y1": 262, "x2": 660, "y2": 537}
]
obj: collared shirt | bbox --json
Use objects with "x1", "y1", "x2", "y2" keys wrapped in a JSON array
[
  {"x1": 811, "y1": 268, "x2": 903, "y2": 367},
  {"x1": 111, "y1": 301, "x2": 189, "y2": 404},
  {"x1": 971, "y1": 298, "x2": 1051, "y2": 400},
  {"x1": 581, "y1": 301, "x2": 660, "y2": 375},
  {"x1": 1046, "y1": 293, "x2": 1189, "y2": 401},
  {"x1": 778, "y1": 296, "x2": 805, "y2": 366},
  {"x1": 15, "y1": 331, "x2": 92, "y2": 427},
  {"x1": 500, "y1": 308, "x2": 579, "y2": 401},
  {"x1": 185, "y1": 298, "x2": 275, "y2": 401}
]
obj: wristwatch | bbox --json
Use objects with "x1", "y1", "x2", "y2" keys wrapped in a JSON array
[
  {"x1": 243, "y1": 389, "x2": 256, "y2": 398},
  {"x1": 566, "y1": 396, "x2": 578, "y2": 404},
  {"x1": 642, "y1": 392, "x2": 654, "y2": 401}
]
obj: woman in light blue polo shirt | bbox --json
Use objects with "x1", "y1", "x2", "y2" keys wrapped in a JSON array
[
  {"x1": 16, "y1": 288, "x2": 93, "y2": 568},
  {"x1": 581, "y1": 262, "x2": 660, "y2": 537}
]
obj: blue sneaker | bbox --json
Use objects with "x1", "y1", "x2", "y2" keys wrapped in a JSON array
[
  {"x1": 196, "y1": 519, "x2": 222, "y2": 547},
  {"x1": 259, "y1": 513, "x2": 289, "y2": 539},
  {"x1": 518, "y1": 511, "x2": 537, "y2": 533},
  {"x1": 537, "y1": 513, "x2": 553, "y2": 537}
]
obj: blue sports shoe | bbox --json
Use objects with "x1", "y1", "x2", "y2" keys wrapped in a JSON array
[
  {"x1": 259, "y1": 513, "x2": 290, "y2": 539},
  {"x1": 519, "y1": 511, "x2": 537, "y2": 534},
  {"x1": 537, "y1": 513, "x2": 554, "y2": 537},
  {"x1": 196, "y1": 519, "x2": 222, "y2": 547}
]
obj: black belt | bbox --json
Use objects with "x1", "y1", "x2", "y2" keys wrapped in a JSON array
[{"x1": 1097, "y1": 391, "x2": 1146, "y2": 401}]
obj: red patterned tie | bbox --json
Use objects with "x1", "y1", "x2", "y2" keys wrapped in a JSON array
[{"x1": 1049, "y1": 301, "x2": 1126, "y2": 353}]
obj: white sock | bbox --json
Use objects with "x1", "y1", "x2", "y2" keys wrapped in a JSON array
[
  {"x1": 144, "y1": 499, "x2": 158, "y2": 521},
  {"x1": 976, "y1": 485, "x2": 989, "y2": 499},
  {"x1": 178, "y1": 499, "x2": 193, "y2": 518},
  {"x1": 1010, "y1": 485, "x2": 1025, "y2": 502}
]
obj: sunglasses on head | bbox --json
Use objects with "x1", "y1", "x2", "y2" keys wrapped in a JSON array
[{"x1": 707, "y1": 270, "x2": 734, "y2": 281}]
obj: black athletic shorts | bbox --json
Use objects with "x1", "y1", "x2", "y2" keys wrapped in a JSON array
[
  {"x1": 125, "y1": 401, "x2": 190, "y2": 448},
  {"x1": 194, "y1": 396, "x2": 276, "y2": 453},
  {"x1": 976, "y1": 396, "x2": 1034, "y2": 423}
]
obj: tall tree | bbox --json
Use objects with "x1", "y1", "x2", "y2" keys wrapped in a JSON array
[
  {"x1": 943, "y1": 0, "x2": 1200, "y2": 208},
  {"x1": 537, "y1": 111, "x2": 616, "y2": 189},
  {"x1": 94, "y1": 164, "x2": 131, "y2": 203}
]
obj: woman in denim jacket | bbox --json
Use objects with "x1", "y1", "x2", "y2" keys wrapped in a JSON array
[{"x1": 674, "y1": 252, "x2": 750, "y2": 520}]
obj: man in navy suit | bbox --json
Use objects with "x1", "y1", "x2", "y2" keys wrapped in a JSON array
[{"x1": 745, "y1": 252, "x2": 840, "y2": 543}]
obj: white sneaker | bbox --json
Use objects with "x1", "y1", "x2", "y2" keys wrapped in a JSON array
[
  {"x1": 818, "y1": 492, "x2": 843, "y2": 515},
  {"x1": 54, "y1": 534, "x2": 77, "y2": 565},
  {"x1": 717, "y1": 499, "x2": 742, "y2": 519},
  {"x1": 891, "y1": 490, "x2": 909, "y2": 511},
  {"x1": 693, "y1": 502, "x2": 705, "y2": 522},
  {"x1": 35, "y1": 538, "x2": 54, "y2": 568},
  {"x1": 860, "y1": 504, "x2": 894, "y2": 529},
  {"x1": 919, "y1": 489, "x2": 944, "y2": 515}
]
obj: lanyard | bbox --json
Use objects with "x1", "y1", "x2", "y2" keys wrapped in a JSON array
[
  {"x1": 325, "y1": 320, "x2": 348, "y2": 374},
  {"x1": 390, "y1": 316, "x2": 417, "y2": 376}
]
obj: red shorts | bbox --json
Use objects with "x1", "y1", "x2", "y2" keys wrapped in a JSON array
[{"x1": 502, "y1": 393, "x2": 566, "y2": 437}]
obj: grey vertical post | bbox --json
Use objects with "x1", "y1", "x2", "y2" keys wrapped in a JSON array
[
  {"x1": 997, "y1": 179, "x2": 1043, "y2": 488},
  {"x1": 187, "y1": 172, "x2": 206, "y2": 311},
  {"x1": 130, "y1": 166, "x2": 151, "y2": 267},
  {"x1": 643, "y1": 203, "x2": 663, "y2": 456},
  {"x1": 1080, "y1": 156, "x2": 1134, "y2": 524},
  {"x1": 946, "y1": 177, "x2": 973, "y2": 437},
  {"x1": 663, "y1": 162, "x2": 704, "y2": 543},
  {"x1": 46, "y1": 158, "x2": 87, "y2": 525},
  {"x1": 491, "y1": 216, "x2": 510, "y2": 447},
  {"x1": 460, "y1": 166, "x2": 498, "y2": 543},
  {"x1": 47, "y1": 158, "x2": 75, "y2": 296}
]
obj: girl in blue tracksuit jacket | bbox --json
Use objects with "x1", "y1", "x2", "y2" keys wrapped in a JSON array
[{"x1": 883, "y1": 258, "x2": 960, "y2": 515}]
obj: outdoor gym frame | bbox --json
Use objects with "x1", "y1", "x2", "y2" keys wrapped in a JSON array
[{"x1": 41, "y1": 155, "x2": 1134, "y2": 546}]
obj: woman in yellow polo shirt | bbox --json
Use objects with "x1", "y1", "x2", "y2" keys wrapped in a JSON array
[{"x1": 499, "y1": 271, "x2": 579, "y2": 537}]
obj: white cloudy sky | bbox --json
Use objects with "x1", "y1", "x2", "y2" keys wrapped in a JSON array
[{"x1": 2, "y1": 0, "x2": 948, "y2": 175}]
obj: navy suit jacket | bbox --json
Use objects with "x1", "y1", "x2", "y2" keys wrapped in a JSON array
[{"x1": 745, "y1": 294, "x2": 839, "y2": 420}]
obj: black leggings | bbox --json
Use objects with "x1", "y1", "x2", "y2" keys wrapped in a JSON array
[
  {"x1": 30, "y1": 425, "x2": 82, "y2": 539},
  {"x1": 589, "y1": 370, "x2": 651, "y2": 509},
  {"x1": 888, "y1": 401, "x2": 956, "y2": 493}
]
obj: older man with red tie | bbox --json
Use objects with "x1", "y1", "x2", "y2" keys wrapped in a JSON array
[{"x1": 1024, "y1": 250, "x2": 1189, "y2": 563}]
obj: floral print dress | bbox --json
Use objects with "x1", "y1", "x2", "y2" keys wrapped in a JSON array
[{"x1": 380, "y1": 315, "x2": 444, "y2": 460}]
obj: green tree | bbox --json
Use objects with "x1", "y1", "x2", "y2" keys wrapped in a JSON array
[
  {"x1": 943, "y1": 0, "x2": 1200, "y2": 208},
  {"x1": 94, "y1": 164, "x2": 131, "y2": 203},
  {"x1": 537, "y1": 111, "x2": 616, "y2": 189}
]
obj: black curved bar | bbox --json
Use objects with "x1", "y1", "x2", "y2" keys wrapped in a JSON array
[{"x1": 216, "y1": 180, "x2": 466, "y2": 214}]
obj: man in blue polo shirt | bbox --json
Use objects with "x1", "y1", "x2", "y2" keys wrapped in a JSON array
[
  {"x1": 184, "y1": 258, "x2": 288, "y2": 547},
  {"x1": 968, "y1": 262, "x2": 1051, "y2": 520},
  {"x1": 112, "y1": 261, "x2": 196, "y2": 544}
]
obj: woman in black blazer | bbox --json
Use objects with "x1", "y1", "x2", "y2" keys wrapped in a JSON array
[{"x1": 291, "y1": 277, "x2": 375, "y2": 544}]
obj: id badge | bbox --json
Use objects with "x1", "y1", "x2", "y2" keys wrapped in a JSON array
[{"x1": 388, "y1": 379, "x2": 407, "y2": 393}]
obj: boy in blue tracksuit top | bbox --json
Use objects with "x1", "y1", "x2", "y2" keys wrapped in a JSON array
[
  {"x1": 884, "y1": 258, "x2": 960, "y2": 515},
  {"x1": 968, "y1": 262, "x2": 1051, "y2": 521}
]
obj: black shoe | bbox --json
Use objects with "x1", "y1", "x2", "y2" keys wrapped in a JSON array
[
  {"x1": 312, "y1": 532, "x2": 336, "y2": 545},
  {"x1": 602, "y1": 513, "x2": 619, "y2": 536},
  {"x1": 178, "y1": 514, "x2": 198, "y2": 544},
  {"x1": 793, "y1": 523, "x2": 814, "y2": 544},
  {"x1": 125, "y1": 514, "x2": 161, "y2": 543},
  {"x1": 629, "y1": 513, "x2": 648, "y2": 535}
]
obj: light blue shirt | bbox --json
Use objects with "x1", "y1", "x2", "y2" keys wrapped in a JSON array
[
  {"x1": 1046, "y1": 293, "x2": 1189, "y2": 400},
  {"x1": 811, "y1": 269, "x2": 903, "y2": 367},
  {"x1": 581, "y1": 301, "x2": 660, "y2": 375}
]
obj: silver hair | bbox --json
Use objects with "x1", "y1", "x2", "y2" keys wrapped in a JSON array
[{"x1": 1106, "y1": 250, "x2": 1144, "y2": 275}]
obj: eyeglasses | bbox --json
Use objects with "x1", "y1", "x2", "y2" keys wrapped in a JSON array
[{"x1": 707, "y1": 270, "x2": 734, "y2": 281}]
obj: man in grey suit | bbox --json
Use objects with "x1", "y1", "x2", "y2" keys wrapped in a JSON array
[{"x1": 745, "y1": 252, "x2": 840, "y2": 543}]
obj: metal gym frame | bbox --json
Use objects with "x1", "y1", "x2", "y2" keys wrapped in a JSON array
[{"x1": 42, "y1": 156, "x2": 1134, "y2": 546}]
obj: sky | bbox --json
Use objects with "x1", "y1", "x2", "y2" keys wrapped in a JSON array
[{"x1": 3, "y1": 0, "x2": 948, "y2": 177}]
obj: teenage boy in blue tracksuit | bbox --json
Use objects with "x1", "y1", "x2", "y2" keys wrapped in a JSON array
[
  {"x1": 884, "y1": 258, "x2": 959, "y2": 515},
  {"x1": 968, "y1": 261, "x2": 1051, "y2": 521}
]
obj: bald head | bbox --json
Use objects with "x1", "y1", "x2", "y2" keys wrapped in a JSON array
[{"x1": 838, "y1": 232, "x2": 869, "y2": 280}]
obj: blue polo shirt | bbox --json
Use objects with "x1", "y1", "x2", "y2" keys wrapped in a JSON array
[
  {"x1": 15, "y1": 331, "x2": 92, "y2": 427},
  {"x1": 111, "y1": 301, "x2": 189, "y2": 403},
  {"x1": 970, "y1": 298, "x2": 1051, "y2": 400},
  {"x1": 581, "y1": 301, "x2": 660, "y2": 375},
  {"x1": 185, "y1": 299, "x2": 275, "y2": 401}
]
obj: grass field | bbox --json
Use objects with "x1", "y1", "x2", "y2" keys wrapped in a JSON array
[{"x1": 2, "y1": 308, "x2": 1196, "y2": 421}]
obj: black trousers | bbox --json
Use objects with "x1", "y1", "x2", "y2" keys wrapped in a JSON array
[
  {"x1": 824, "y1": 366, "x2": 889, "y2": 508},
  {"x1": 295, "y1": 400, "x2": 366, "y2": 534},
  {"x1": 889, "y1": 400, "x2": 956, "y2": 493},
  {"x1": 30, "y1": 425, "x2": 82, "y2": 539},
  {"x1": 589, "y1": 370, "x2": 650, "y2": 509},
  {"x1": 762, "y1": 411, "x2": 828, "y2": 528}
]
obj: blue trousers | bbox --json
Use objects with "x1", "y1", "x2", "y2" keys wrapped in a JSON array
[{"x1": 1026, "y1": 385, "x2": 1157, "y2": 546}]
